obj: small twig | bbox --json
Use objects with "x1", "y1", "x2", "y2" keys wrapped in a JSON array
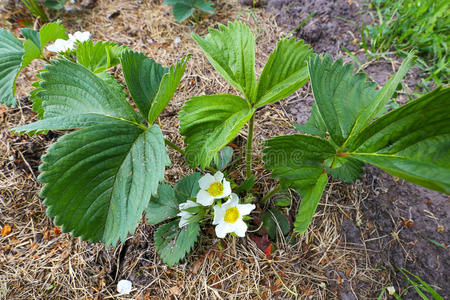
[{"x1": 18, "y1": 150, "x2": 36, "y2": 180}]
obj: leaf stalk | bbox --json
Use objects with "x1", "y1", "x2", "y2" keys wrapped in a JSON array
[
  {"x1": 164, "y1": 138, "x2": 185, "y2": 156},
  {"x1": 245, "y1": 114, "x2": 255, "y2": 178},
  {"x1": 261, "y1": 184, "x2": 281, "y2": 203}
]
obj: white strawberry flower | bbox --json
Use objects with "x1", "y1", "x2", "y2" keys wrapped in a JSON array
[
  {"x1": 177, "y1": 200, "x2": 199, "y2": 228},
  {"x1": 213, "y1": 193, "x2": 255, "y2": 238},
  {"x1": 196, "y1": 171, "x2": 231, "y2": 206},
  {"x1": 47, "y1": 31, "x2": 91, "y2": 53}
]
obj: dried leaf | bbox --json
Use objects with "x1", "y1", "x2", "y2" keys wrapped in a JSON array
[{"x1": 1, "y1": 224, "x2": 12, "y2": 237}]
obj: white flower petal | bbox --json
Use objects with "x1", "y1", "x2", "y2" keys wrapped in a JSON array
[
  {"x1": 221, "y1": 179, "x2": 232, "y2": 198},
  {"x1": 47, "y1": 39, "x2": 69, "y2": 52},
  {"x1": 178, "y1": 217, "x2": 190, "y2": 228},
  {"x1": 117, "y1": 279, "x2": 132, "y2": 294},
  {"x1": 70, "y1": 31, "x2": 90, "y2": 42},
  {"x1": 179, "y1": 200, "x2": 198, "y2": 210},
  {"x1": 64, "y1": 41, "x2": 75, "y2": 51},
  {"x1": 215, "y1": 222, "x2": 232, "y2": 238},
  {"x1": 213, "y1": 171, "x2": 224, "y2": 182},
  {"x1": 228, "y1": 193, "x2": 240, "y2": 207},
  {"x1": 196, "y1": 189, "x2": 214, "y2": 206},
  {"x1": 198, "y1": 173, "x2": 215, "y2": 190},
  {"x1": 237, "y1": 203, "x2": 255, "y2": 216},
  {"x1": 232, "y1": 219, "x2": 248, "y2": 237},
  {"x1": 212, "y1": 205, "x2": 225, "y2": 225}
]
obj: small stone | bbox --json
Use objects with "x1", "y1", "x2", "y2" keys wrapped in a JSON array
[
  {"x1": 387, "y1": 286, "x2": 395, "y2": 295},
  {"x1": 117, "y1": 279, "x2": 132, "y2": 294}
]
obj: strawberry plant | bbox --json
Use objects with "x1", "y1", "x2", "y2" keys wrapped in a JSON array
[{"x1": 3, "y1": 21, "x2": 449, "y2": 267}]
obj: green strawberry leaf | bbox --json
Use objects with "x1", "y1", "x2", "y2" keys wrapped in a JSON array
[
  {"x1": 193, "y1": 0, "x2": 215, "y2": 14},
  {"x1": 294, "y1": 103, "x2": 327, "y2": 138},
  {"x1": 308, "y1": 54, "x2": 378, "y2": 145},
  {"x1": 192, "y1": 22, "x2": 256, "y2": 102},
  {"x1": 0, "y1": 29, "x2": 25, "y2": 107},
  {"x1": 255, "y1": 38, "x2": 312, "y2": 107},
  {"x1": 21, "y1": 28, "x2": 41, "y2": 49},
  {"x1": 348, "y1": 86, "x2": 450, "y2": 194},
  {"x1": 173, "y1": 3, "x2": 194, "y2": 22},
  {"x1": 32, "y1": 59, "x2": 139, "y2": 122},
  {"x1": 76, "y1": 40, "x2": 128, "y2": 73},
  {"x1": 146, "y1": 184, "x2": 180, "y2": 225},
  {"x1": 147, "y1": 55, "x2": 190, "y2": 124},
  {"x1": 179, "y1": 94, "x2": 254, "y2": 169},
  {"x1": 174, "y1": 172, "x2": 202, "y2": 202},
  {"x1": 326, "y1": 158, "x2": 364, "y2": 183},
  {"x1": 294, "y1": 173, "x2": 328, "y2": 234},
  {"x1": 262, "y1": 208, "x2": 290, "y2": 239},
  {"x1": 213, "y1": 146, "x2": 233, "y2": 170},
  {"x1": 146, "y1": 172, "x2": 201, "y2": 225},
  {"x1": 40, "y1": 120, "x2": 170, "y2": 246},
  {"x1": 11, "y1": 59, "x2": 172, "y2": 245},
  {"x1": 39, "y1": 21, "x2": 68, "y2": 53},
  {"x1": 263, "y1": 134, "x2": 335, "y2": 190},
  {"x1": 154, "y1": 220, "x2": 200, "y2": 266},
  {"x1": 121, "y1": 50, "x2": 168, "y2": 119}
]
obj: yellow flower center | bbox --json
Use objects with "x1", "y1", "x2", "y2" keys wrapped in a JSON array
[
  {"x1": 224, "y1": 207, "x2": 239, "y2": 223},
  {"x1": 208, "y1": 182, "x2": 224, "y2": 197}
]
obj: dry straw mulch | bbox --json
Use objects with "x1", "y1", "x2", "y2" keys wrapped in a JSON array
[{"x1": 0, "y1": 0, "x2": 388, "y2": 298}]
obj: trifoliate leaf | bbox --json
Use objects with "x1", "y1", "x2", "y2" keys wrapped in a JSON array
[
  {"x1": 179, "y1": 94, "x2": 254, "y2": 169},
  {"x1": 0, "y1": 29, "x2": 24, "y2": 107},
  {"x1": 76, "y1": 40, "x2": 128, "y2": 73},
  {"x1": 11, "y1": 59, "x2": 172, "y2": 245},
  {"x1": 255, "y1": 38, "x2": 312, "y2": 107},
  {"x1": 154, "y1": 220, "x2": 200, "y2": 266},
  {"x1": 192, "y1": 22, "x2": 256, "y2": 101}
]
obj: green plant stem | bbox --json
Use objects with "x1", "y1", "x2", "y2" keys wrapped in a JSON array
[
  {"x1": 261, "y1": 184, "x2": 281, "y2": 203},
  {"x1": 245, "y1": 114, "x2": 255, "y2": 179},
  {"x1": 164, "y1": 138, "x2": 185, "y2": 156}
]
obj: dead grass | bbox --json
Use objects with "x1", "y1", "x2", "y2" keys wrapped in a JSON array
[{"x1": 1, "y1": 0, "x2": 389, "y2": 299}]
